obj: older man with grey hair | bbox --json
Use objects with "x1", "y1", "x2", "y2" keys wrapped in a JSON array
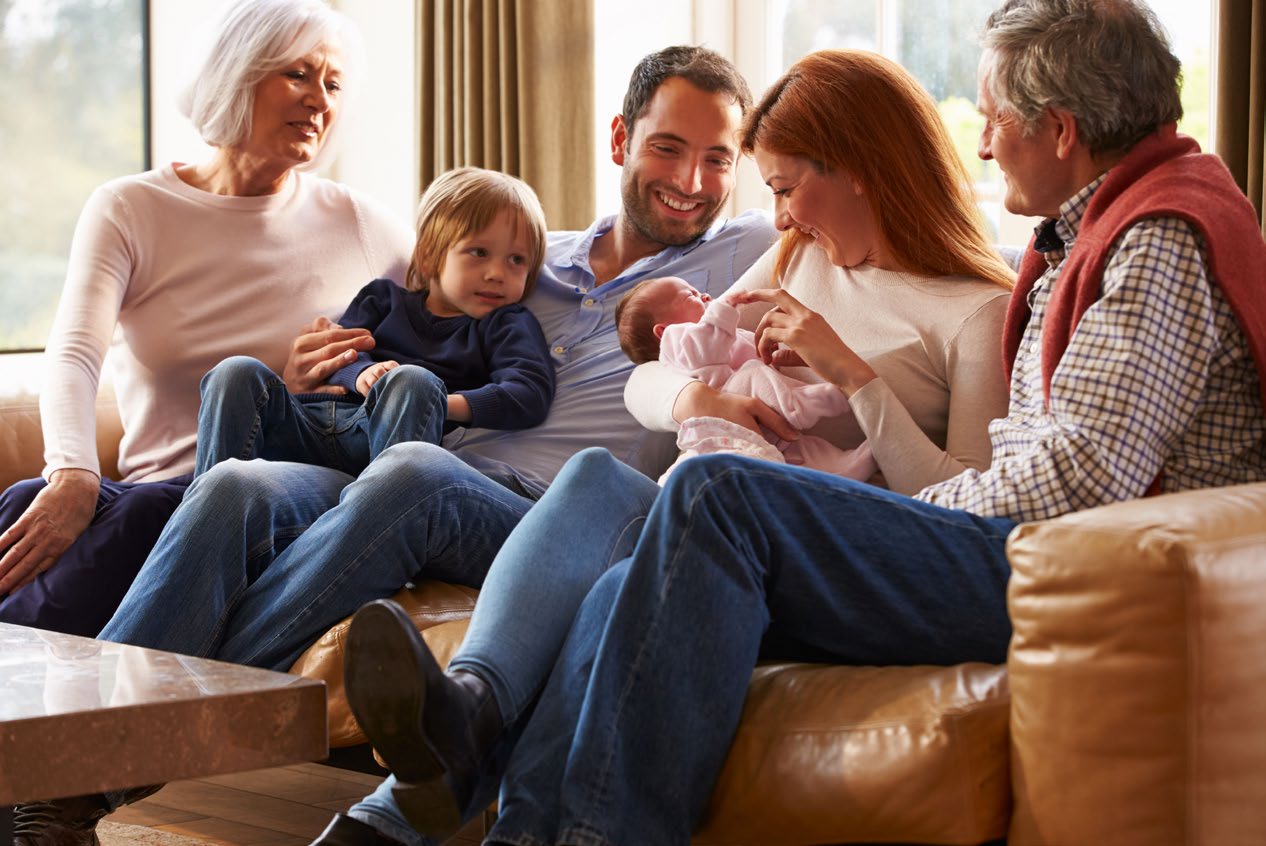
[{"x1": 343, "y1": 1, "x2": 1266, "y2": 844}]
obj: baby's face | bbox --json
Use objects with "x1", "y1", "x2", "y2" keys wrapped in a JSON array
[{"x1": 649, "y1": 276, "x2": 710, "y2": 326}]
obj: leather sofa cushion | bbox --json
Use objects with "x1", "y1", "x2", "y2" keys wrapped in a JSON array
[
  {"x1": 695, "y1": 662, "x2": 1010, "y2": 845},
  {"x1": 1007, "y1": 482, "x2": 1266, "y2": 846},
  {"x1": 289, "y1": 580, "x2": 478, "y2": 748},
  {"x1": 292, "y1": 581, "x2": 1011, "y2": 846}
]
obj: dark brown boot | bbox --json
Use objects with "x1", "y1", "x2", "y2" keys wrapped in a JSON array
[
  {"x1": 14, "y1": 784, "x2": 162, "y2": 846},
  {"x1": 344, "y1": 599, "x2": 503, "y2": 841},
  {"x1": 13, "y1": 795, "x2": 108, "y2": 846}
]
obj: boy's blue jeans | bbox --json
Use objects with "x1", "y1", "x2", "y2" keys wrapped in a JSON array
[
  {"x1": 194, "y1": 356, "x2": 448, "y2": 477},
  {"x1": 349, "y1": 449, "x2": 1018, "y2": 846}
]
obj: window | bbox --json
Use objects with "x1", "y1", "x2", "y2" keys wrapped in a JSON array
[
  {"x1": 0, "y1": 0, "x2": 148, "y2": 353},
  {"x1": 762, "y1": 0, "x2": 1214, "y2": 244}
]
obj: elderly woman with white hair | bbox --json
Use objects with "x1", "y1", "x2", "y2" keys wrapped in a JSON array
[{"x1": 0, "y1": 0, "x2": 411, "y2": 638}]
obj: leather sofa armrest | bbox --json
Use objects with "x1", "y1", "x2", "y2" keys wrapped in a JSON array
[
  {"x1": 1006, "y1": 482, "x2": 1266, "y2": 845},
  {"x1": 0, "y1": 353, "x2": 123, "y2": 489}
]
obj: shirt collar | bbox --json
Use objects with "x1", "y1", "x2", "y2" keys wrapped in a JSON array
[
  {"x1": 1030, "y1": 173, "x2": 1108, "y2": 266},
  {"x1": 555, "y1": 215, "x2": 616, "y2": 271},
  {"x1": 1054, "y1": 173, "x2": 1106, "y2": 244}
]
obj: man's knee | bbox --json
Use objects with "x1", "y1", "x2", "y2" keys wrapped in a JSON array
[
  {"x1": 200, "y1": 355, "x2": 277, "y2": 400},
  {"x1": 363, "y1": 441, "x2": 466, "y2": 486},
  {"x1": 186, "y1": 458, "x2": 291, "y2": 508},
  {"x1": 587, "y1": 558, "x2": 631, "y2": 613}
]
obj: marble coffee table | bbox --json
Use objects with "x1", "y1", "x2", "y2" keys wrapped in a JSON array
[{"x1": 0, "y1": 622, "x2": 326, "y2": 844}]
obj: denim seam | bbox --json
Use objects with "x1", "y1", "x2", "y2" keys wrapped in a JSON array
[
  {"x1": 237, "y1": 374, "x2": 286, "y2": 461},
  {"x1": 200, "y1": 519, "x2": 308, "y2": 659},
  {"x1": 577, "y1": 470, "x2": 719, "y2": 834},
  {"x1": 739, "y1": 463, "x2": 1016, "y2": 544},
  {"x1": 194, "y1": 575, "x2": 250, "y2": 660},
  {"x1": 555, "y1": 825, "x2": 616, "y2": 846},
  {"x1": 484, "y1": 831, "x2": 553, "y2": 846}
]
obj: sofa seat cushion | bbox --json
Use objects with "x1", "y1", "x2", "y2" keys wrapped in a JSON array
[
  {"x1": 293, "y1": 582, "x2": 1011, "y2": 846},
  {"x1": 695, "y1": 662, "x2": 1010, "y2": 846},
  {"x1": 289, "y1": 580, "x2": 478, "y2": 747}
]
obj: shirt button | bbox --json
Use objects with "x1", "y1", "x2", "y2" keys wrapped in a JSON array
[
  {"x1": 553, "y1": 346, "x2": 565, "y2": 355},
  {"x1": 583, "y1": 298, "x2": 595, "y2": 307},
  {"x1": 1030, "y1": 342, "x2": 1039, "y2": 354}
]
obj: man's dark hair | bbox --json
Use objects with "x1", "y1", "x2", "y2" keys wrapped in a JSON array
[{"x1": 620, "y1": 45, "x2": 753, "y2": 144}]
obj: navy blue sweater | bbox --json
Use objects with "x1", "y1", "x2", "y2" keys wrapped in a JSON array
[{"x1": 327, "y1": 278, "x2": 555, "y2": 430}]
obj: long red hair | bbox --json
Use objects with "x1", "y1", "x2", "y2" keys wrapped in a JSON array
[{"x1": 741, "y1": 50, "x2": 1014, "y2": 290}]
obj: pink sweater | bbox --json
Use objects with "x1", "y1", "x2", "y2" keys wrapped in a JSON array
[
  {"x1": 658, "y1": 299, "x2": 852, "y2": 431},
  {"x1": 40, "y1": 165, "x2": 412, "y2": 482}
]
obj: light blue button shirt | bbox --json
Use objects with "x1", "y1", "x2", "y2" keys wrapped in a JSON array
[{"x1": 442, "y1": 210, "x2": 776, "y2": 496}]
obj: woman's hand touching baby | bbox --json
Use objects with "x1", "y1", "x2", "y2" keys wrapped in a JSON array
[{"x1": 729, "y1": 288, "x2": 877, "y2": 397}]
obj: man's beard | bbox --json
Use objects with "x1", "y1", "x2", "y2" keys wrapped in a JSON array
[{"x1": 620, "y1": 174, "x2": 724, "y2": 247}]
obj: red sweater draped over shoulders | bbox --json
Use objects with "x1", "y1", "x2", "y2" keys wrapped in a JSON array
[{"x1": 1002, "y1": 124, "x2": 1266, "y2": 412}]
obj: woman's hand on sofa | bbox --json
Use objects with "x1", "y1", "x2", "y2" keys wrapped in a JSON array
[{"x1": 0, "y1": 468, "x2": 99, "y2": 594}]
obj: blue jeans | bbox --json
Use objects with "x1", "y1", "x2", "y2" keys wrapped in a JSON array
[
  {"x1": 481, "y1": 453, "x2": 1016, "y2": 846},
  {"x1": 0, "y1": 473, "x2": 191, "y2": 636},
  {"x1": 348, "y1": 449, "x2": 662, "y2": 846},
  {"x1": 98, "y1": 441, "x2": 536, "y2": 676},
  {"x1": 194, "y1": 356, "x2": 448, "y2": 478}
]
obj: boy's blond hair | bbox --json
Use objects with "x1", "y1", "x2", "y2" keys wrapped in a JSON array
[{"x1": 406, "y1": 167, "x2": 548, "y2": 297}]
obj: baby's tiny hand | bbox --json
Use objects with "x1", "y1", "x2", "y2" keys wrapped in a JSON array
[
  {"x1": 725, "y1": 290, "x2": 766, "y2": 307},
  {"x1": 356, "y1": 360, "x2": 399, "y2": 395}
]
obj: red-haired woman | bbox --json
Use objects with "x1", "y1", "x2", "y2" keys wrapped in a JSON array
[{"x1": 326, "y1": 50, "x2": 1019, "y2": 846}]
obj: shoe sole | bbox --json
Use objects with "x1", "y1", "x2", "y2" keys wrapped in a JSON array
[{"x1": 344, "y1": 600, "x2": 462, "y2": 837}]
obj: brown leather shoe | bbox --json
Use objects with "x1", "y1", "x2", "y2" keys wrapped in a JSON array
[{"x1": 344, "y1": 599, "x2": 503, "y2": 840}]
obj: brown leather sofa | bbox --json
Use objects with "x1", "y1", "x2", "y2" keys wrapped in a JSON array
[{"x1": 4, "y1": 359, "x2": 1265, "y2": 845}]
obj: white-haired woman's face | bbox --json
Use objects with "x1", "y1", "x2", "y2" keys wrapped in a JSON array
[{"x1": 243, "y1": 45, "x2": 344, "y2": 170}]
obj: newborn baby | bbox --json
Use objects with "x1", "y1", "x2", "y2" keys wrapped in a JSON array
[{"x1": 616, "y1": 276, "x2": 875, "y2": 483}]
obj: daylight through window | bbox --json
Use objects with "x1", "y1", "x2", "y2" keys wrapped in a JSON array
[{"x1": 1, "y1": 0, "x2": 147, "y2": 353}]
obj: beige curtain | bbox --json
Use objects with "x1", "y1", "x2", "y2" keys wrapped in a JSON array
[
  {"x1": 417, "y1": 0, "x2": 595, "y2": 230},
  {"x1": 1215, "y1": 0, "x2": 1265, "y2": 234}
]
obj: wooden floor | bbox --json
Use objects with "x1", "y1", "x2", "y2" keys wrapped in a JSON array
[{"x1": 111, "y1": 763, "x2": 485, "y2": 845}]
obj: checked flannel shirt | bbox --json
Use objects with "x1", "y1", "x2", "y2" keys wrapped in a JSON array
[{"x1": 917, "y1": 175, "x2": 1266, "y2": 522}]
